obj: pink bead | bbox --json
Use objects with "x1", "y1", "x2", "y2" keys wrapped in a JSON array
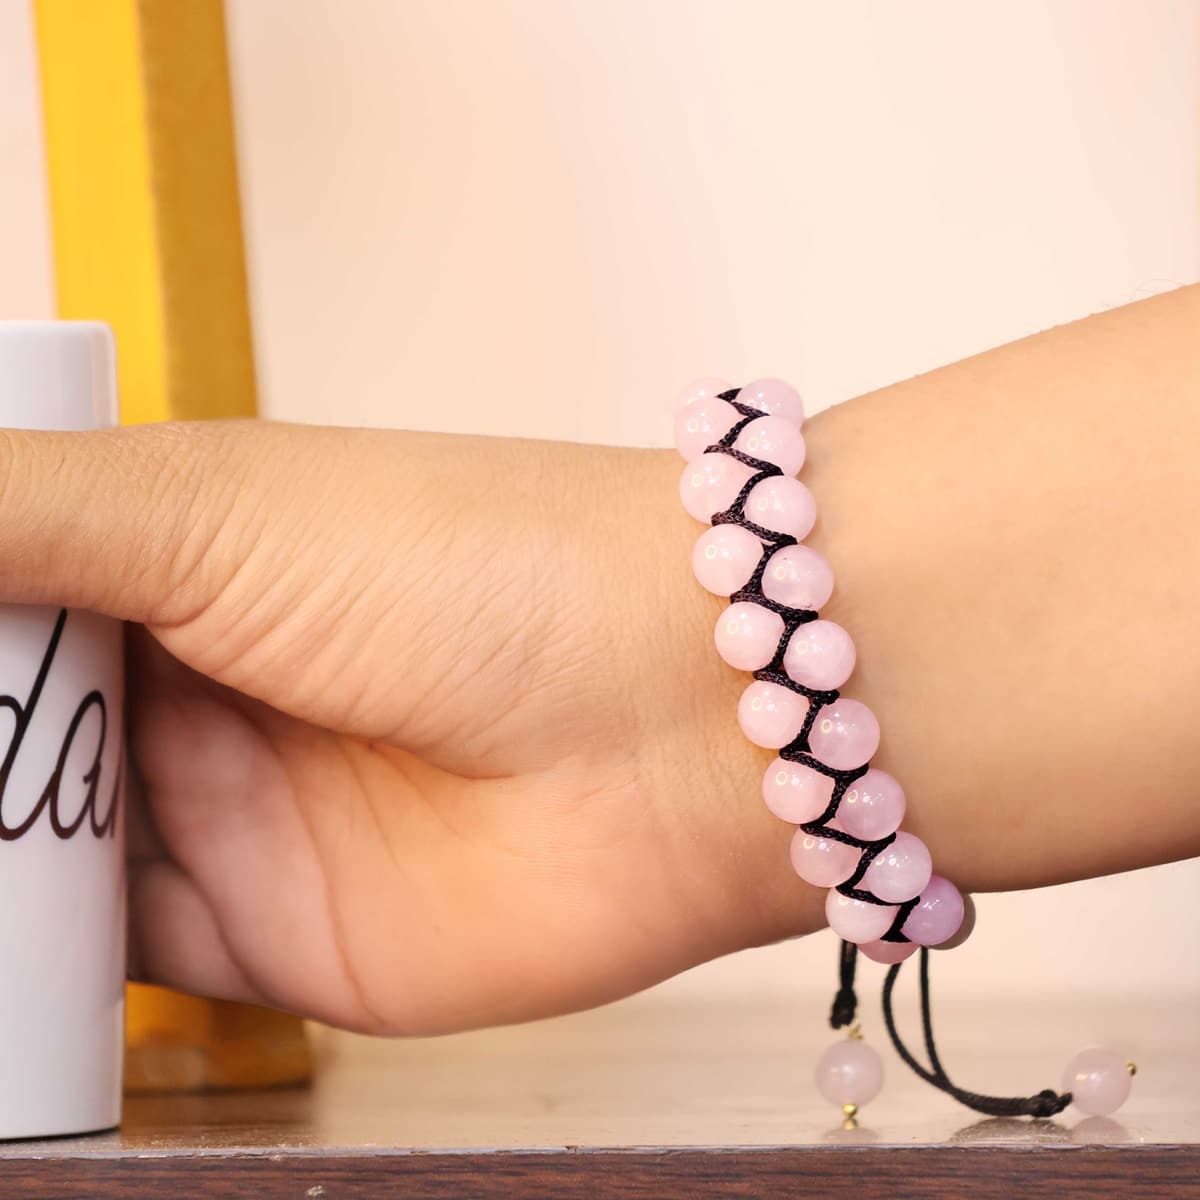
[
  {"x1": 1063, "y1": 1047, "x2": 1133, "y2": 1117},
  {"x1": 737, "y1": 681, "x2": 808, "y2": 749},
  {"x1": 761, "y1": 544, "x2": 834, "y2": 610},
  {"x1": 783, "y1": 620, "x2": 856, "y2": 691},
  {"x1": 762, "y1": 758, "x2": 834, "y2": 823},
  {"x1": 679, "y1": 453, "x2": 752, "y2": 523},
  {"x1": 826, "y1": 890, "x2": 899, "y2": 945},
  {"x1": 675, "y1": 376, "x2": 732, "y2": 412},
  {"x1": 808, "y1": 699, "x2": 880, "y2": 771},
  {"x1": 901, "y1": 875, "x2": 965, "y2": 947},
  {"x1": 691, "y1": 525, "x2": 764, "y2": 596},
  {"x1": 790, "y1": 829, "x2": 860, "y2": 887},
  {"x1": 744, "y1": 476, "x2": 817, "y2": 539},
  {"x1": 861, "y1": 832, "x2": 933, "y2": 903},
  {"x1": 674, "y1": 396, "x2": 741, "y2": 461},
  {"x1": 714, "y1": 602, "x2": 784, "y2": 671},
  {"x1": 836, "y1": 769, "x2": 906, "y2": 841},
  {"x1": 740, "y1": 377, "x2": 806, "y2": 427},
  {"x1": 815, "y1": 1039, "x2": 883, "y2": 1108},
  {"x1": 732, "y1": 415, "x2": 806, "y2": 476},
  {"x1": 859, "y1": 938, "x2": 918, "y2": 965}
]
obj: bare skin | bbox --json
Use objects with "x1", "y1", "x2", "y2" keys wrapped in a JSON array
[{"x1": 0, "y1": 285, "x2": 1195, "y2": 1035}]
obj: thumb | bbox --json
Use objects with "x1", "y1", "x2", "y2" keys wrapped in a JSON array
[{"x1": 0, "y1": 421, "x2": 274, "y2": 626}]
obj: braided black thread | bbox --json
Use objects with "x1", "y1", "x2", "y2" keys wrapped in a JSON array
[
  {"x1": 707, "y1": 390, "x2": 918, "y2": 941},
  {"x1": 881, "y1": 949, "x2": 1072, "y2": 1119}
]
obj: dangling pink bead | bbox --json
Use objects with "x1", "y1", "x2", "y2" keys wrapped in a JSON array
[
  {"x1": 761, "y1": 544, "x2": 835, "y2": 611},
  {"x1": 714, "y1": 602, "x2": 784, "y2": 671},
  {"x1": 762, "y1": 758, "x2": 834, "y2": 823},
  {"x1": 744, "y1": 476, "x2": 817, "y2": 538},
  {"x1": 790, "y1": 829, "x2": 860, "y2": 887},
  {"x1": 740, "y1": 377, "x2": 806, "y2": 427},
  {"x1": 815, "y1": 1039, "x2": 883, "y2": 1109},
  {"x1": 1063, "y1": 1047, "x2": 1133, "y2": 1117},
  {"x1": 826, "y1": 890, "x2": 899, "y2": 944},
  {"x1": 783, "y1": 620, "x2": 857, "y2": 691},
  {"x1": 837, "y1": 769, "x2": 906, "y2": 841},
  {"x1": 732, "y1": 414, "x2": 806, "y2": 476},
  {"x1": 674, "y1": 396, "x2": 741, "y2": 461},
  {"x1": 737, "y1": 681, "x2": 808, "y2": 749},
  {"x1": 679, "y1": 453, "x2": 752, "y2": 523},
  {"x1": 860, "y1": 831, "x2": 933, "y2": 903},
  {"x1": 675, "y1": 377, "x2": 733, "y2": 412},
  {"x1": 901, "y1": 875, "x2": 965, "y2": 947},
  {"x1": 859, "y1": 938, "x2": 918, "y2": 965},
  {"x1": 807, "y1": 699, "x2": 880, "y2": 770},
  {"x1": 691, "y1": 525, "x2": 764, "y2": 596},
  {"x1": 932, "y1": 894, "x2": 976, "y2": 951}
]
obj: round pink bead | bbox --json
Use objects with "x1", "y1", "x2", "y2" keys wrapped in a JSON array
[
  {"x1": 732, "y1": 414, "x2": 806, "y2": 476},
  {"x1": 744, "y1": 476, "x2": 816, "y2": 539},
  {"x1": 933, "y1": 893, "x2": 976, "y2": 951},
  {"x1": 691, "y1": 525, "x2": 764, "y2": 596},
  {"x1": 789, "y1": 829, "x2": 860, "y2": 888},
  {"x1": 1063, "y1": 1047, "x2": 1133, "y2": 1117},
  {"x1": 815, "y1": 1039, "x2": 883, "y2": 1108},
  {"x1": 674, "y1": 396, "x2": 741, "y2": 461},
  {"x1": 837, "y1": 769, "x2": 906, "y2": 841},
  {"x1": 826, "y1": 890, "x2": 899, "y2": 945},
  {"x1": 740, "y1": 377, "x2": 806, "y2": 427},
  {"x1": 737, "y1": 681, "x2": 808, "y2": 750},
  {"x1": 762, "y1": 758, "x2": 834, "y2": 824},
  {"x1": 859, "y1": 938, "x2": 918, "y2": 965},
  {"x1": 783, "y1": 620, "x2": 856, "y2": 691},
  {"x1": 808, "y1": 699, "x2": 880, "y2": 771},
  {"x1": 901, "y1": 875, "x2": 965, "y2": 947},
  {"x1": 679, "y1": 453, "x2": 752, "y2": 523},
  {"x1": 761, "y1": 545, "x2": 835, "y2": 611},
  {"x1": 861, "y1": 832, "x2": 933, "y2": 903},
  {"x1": 714, "y1": 602, "x2": 784, "y2": 671},
  {"x1": 675, "y1": 376, "x2": 732, "y2": 412}
]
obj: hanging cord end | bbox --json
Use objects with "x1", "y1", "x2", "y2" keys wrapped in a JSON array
[
  {"x1": 829, "y1": 941, "x2": 859, "y2": 1029},
  {"x1": 881, "y1": 948, "x2": 1077, "y2": 1120}
]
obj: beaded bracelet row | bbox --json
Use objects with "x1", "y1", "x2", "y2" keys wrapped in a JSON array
[{"x1": 673, "y1": 377, "x2": 1135, "y2": 1124}]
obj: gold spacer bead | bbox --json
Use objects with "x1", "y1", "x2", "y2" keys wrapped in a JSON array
[
  {"x1": 1127, "y1": 1061, "x2": 1138, "y2": 1077},
  {"x1": 847, "y1": 1023, "x2": 863, "y2": 1042},
  {"x1": 842, "y1": 1103, "x2": 858, "y2": 1119}
]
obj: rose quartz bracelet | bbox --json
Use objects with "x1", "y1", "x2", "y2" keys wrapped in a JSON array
[{"x1": 674, "y1": 377, "x2": 1135, "y2": 1124}]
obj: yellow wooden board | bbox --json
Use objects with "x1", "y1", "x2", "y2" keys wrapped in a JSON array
[{"x1": 35, "y1": 0, "x2": 257, "y2": 422}]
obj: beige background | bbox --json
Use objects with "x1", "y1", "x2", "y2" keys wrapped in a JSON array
[{"x1": 0, "y1": 0, "x2": 1196, "y2": 1011}]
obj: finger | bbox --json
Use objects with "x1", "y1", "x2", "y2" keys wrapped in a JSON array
[
  {"x1": 0, "y1": 421, "x2": 255, "y2": 624},
  {"x1": 127, "y1": 857, "x2": 264, "y2": 1005}
]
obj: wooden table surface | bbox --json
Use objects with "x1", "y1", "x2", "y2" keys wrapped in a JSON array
[{"x1": 0, "y1": 993, "x2": 1194, "y2": 1197}]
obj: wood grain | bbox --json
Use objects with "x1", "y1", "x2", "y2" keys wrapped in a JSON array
[{"x1": 0, "y1": 1147, "x2": 1195, "y2": 1200}]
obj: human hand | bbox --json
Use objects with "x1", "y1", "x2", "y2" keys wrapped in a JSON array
[{"x1": 0, "y1": 422, "x2": 806, "y2": 1034}]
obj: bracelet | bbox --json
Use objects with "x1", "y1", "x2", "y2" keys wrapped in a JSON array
[{"x1": 673, "y1": 377, "x2": 1135, "y2": 1125}]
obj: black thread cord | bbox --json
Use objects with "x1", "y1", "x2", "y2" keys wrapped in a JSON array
[
  {"x1": 880, "y1": 948, "x2": 1071, "y2": 1119},
  {"x1": 708, "y1": 388, "x2": 1070, "y2": 1120}
]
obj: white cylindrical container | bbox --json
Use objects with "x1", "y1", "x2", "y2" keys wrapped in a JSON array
[{"x1": 0, "y1": 323, "x2": 124, "y2": 1138}]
